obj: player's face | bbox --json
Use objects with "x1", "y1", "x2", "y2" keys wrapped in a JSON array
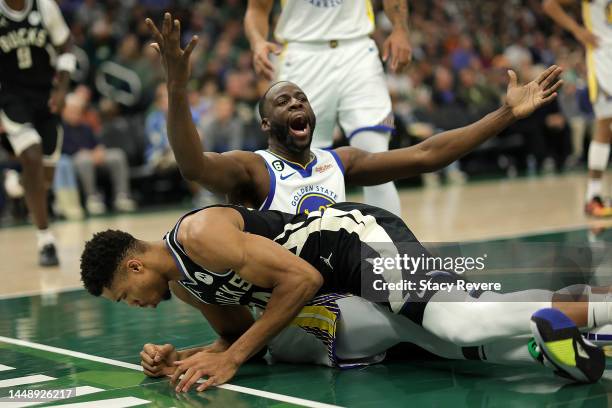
[
  {"x1": 264, "y1": 83, "x2": 316, "y2": 152},
  {"x1": 102, "y1": 264, "x2": 172, "y2": 308}
]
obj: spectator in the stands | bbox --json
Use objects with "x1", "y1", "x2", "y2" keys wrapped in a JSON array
[
  {"x1": 62, "y1": 94, "x2": 136, "y2": 215},
  {"x1": 201, "y1": 95, "x2": 245, "y2": 152}
]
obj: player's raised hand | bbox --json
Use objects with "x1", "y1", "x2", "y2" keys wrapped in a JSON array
[
  {"x1": 171, "y1": 350, "x2": 239, "y2": 393},
  {"x1": 145, "y1": 13, "x2": 198, "y2": 88},
  {"x1": 252, "y1": 40, "x2": 282, "y2": 80},
  {"x1": 383, "y1": 28, "x2": 412, "y2": 72},
  {"x1": 505, "y1": 65, "x2": 563, "y2": 120},
  {"x1": 140, "y1": 343, "x2": 178, "y2": 378}
]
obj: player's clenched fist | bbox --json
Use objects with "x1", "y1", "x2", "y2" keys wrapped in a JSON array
[{"x1": 140, "y1": 343, "x2": 178, "y2": 378}]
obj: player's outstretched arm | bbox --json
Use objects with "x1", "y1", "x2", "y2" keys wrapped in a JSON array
[
  {"x1": 543, "y1": 0, "x2": 599, "y2": 48},
  {"x1": 338, "y1": 65, "x2": 563, "y2": 185},
  {"x1": 170, "y1": 207, "x2": 323, "y2": 392},
  {"x1": 146, "y1": 14, "x2": 255, "y2": 195},
  {"x1": 245, "y1": 0, "x2": 281, "y2": 80}
]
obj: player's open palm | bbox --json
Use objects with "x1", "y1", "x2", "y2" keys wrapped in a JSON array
[
  {"x1": 506, "y1": 65, "x2": 563, "y2": 120},
  {"x1": 145, "y1": 12, "x2": 198, "y2": 88},
  {"x1": 140, "y1": 343, "x2": 178, "y2": 378}
]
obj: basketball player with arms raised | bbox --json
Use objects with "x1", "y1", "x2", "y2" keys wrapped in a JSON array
[
  {"x1": 0, "y1": 0, "x2": 76, "y2": 265},
  {"x1": 140, "y1": 13, "x2": 574, "y2": 382},
  {"x1": 544, "y1": 0, "x2": 612, "y2": 217},
  {"x1": 245, "y1": 0, "x2": 411, "y2": 215}
]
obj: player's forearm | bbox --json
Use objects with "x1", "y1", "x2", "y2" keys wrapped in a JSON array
[
  {"x1": 225, "y1": 278, "x2": 321, "y2": 366},
  {"x1": 166, "y1": 86, "x2": 208, "y2": 182},
  {"x1": 542, "y1": 0, "x2": 582, "y2": 35},
  {"x1": 416, "y1": 105, "x2": 516, "y2": 172},
  {"x1": 245, "y1": 2, "x2": 271, "y2": 49},
  {"x1": 383, "y1": 0, "x2": 409, "y2": 31}
]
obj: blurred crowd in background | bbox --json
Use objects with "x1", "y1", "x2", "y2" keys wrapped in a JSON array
[{"x1": 0, "y1": 0, "x2": 597, "y2": 223}]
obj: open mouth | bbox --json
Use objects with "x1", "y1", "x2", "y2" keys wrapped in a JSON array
[{"x1": 288, "y1": 114, "x2": 310, "y2": 139}]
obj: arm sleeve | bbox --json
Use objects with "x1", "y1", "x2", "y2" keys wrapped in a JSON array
[{"x1": 39, "y1": 0, "x2": 70, "y2": 47}]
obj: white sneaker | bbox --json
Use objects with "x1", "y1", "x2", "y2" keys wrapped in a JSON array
[
  {"x1": 114, "y1": 195, "x2": 136, "y2": 212},
  {"x1": 86, "y1": 195, "x2": 107, "y2": 215},
  {"x1": 4, "y1": 169, "x2": 24, "y2": 198}
]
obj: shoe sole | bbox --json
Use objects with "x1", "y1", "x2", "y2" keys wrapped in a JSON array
[{"x1": 531, "y1": 308, "x2": 605, "y2": 383}]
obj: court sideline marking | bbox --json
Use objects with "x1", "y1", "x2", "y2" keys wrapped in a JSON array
[{"x1": 0, "y1": 336, "x2": 342, "y2": 408}]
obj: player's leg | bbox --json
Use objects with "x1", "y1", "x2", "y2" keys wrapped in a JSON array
[
  {"x1": 0, "y1": 99, "x2": 59, "y2": 266},
  {"x1": 335, "y1": 296, "x2": 548, "y2": 367},
  {"x1": 337, "y1": 38, "x2": 400, "y2": 216},
  {"x1": 584, "y1": 92, "x2": 612, "y2": 217}
]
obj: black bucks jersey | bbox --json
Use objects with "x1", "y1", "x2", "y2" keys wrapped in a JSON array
[
  {"x1": 164, "y1": 202, "x2": 438, "y2": 318},
  {"x1": 0, "y1": 0, "x2": 70, "y2": 92}
]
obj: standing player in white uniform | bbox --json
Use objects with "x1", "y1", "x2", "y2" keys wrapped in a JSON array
[
  {"x1": 0, "y1": 0, "x2": 76, "y2": 266},
  {"x1": 245, "y1": 0, "x2": 411, "y2": 216},
  {"x1": 544, "y1": 0, "x2": 612, "y2": 217},
  {"x1": 145, "y1": 14, "x2": 565, "y2": 370}
]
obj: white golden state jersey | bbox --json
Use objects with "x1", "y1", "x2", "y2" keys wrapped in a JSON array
[
  {"x1": 583, "y1": 0, "x2": 612, "y2": 98},
  {"x1": 255, "y1": 148, "x2": 346, "y2": 214},
  {"x1": 274, "y1": 0, "x2": 375, "y2": 43}
]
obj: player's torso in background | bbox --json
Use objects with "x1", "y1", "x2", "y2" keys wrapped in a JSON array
[
  {"x1": 274, "y1": 0, "x2": 375, "y2": 42},
  {"x1": 255, "y1": 148, "x2": 346, "y2": 214},
  {"x1": 583, "y1": 0, "x2": 612, "y2": 94},
  {"x1": 0, "y1": 0, "x2": 56, "y2": 92}
]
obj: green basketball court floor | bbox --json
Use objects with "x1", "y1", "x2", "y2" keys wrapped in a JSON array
[{"x1": 1, "y1": 228, "x2": 611, "y2": 407}]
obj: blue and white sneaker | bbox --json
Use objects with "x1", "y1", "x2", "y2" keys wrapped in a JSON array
[{"x1": 531, "y1": 308, "x2": 605, "y2": 383}]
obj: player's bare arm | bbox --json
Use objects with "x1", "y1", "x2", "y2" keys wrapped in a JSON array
[
  {"x1": 170, "y1": 207, "x2": 323, "y2": 392},
  {"x1": 337, "y1": 65, "x2": 563, "y2": 185},
  {"x1": 245, "y1": 0, "x2": 282, "y2": 80},
  {"x1": 146, "y1": 14, "x2": 268, "y2": 203},
  {"x1": 543, "y1": 0, "x2": 600, "y2": 47},
  {"x1": 140, "y1": 279, "x2": 257, "y2": 378},
  {"x1": 382, "y1": 0, "x2": 412, "y2": 72}
]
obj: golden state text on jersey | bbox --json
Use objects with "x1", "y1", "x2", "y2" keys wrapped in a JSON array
[{"x1": 255, "y1": 148, "x2": 346, "y2": 214}]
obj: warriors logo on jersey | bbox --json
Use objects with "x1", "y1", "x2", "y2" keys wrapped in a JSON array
[{"x1": 256, "y1": 148, "x2": 346, "y2": 214}]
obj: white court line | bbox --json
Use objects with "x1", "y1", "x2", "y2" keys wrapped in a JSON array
[
  {"x1": 0, "y1": 375, "x2": 55, "y2": 388},
  {"x1": 2, "y1": 386, "x2": 104, "y2": 408},
  {"x1": 0, "y1": 336, "x2": 342, "y2": 408},
  {"x1": 0, "y1": 365, "x2": 15, "y2": 372},
  {"x1": 51, "y1": 397, "x2": 150, "y2": 408}
]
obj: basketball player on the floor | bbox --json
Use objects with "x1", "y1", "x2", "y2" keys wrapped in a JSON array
[
  {"x1": 81, "y1": 202, "x2": 610, "y2": 391},
  {"x1": 143, "y1": 15, "x2": 591, "y2": 377},
  {"x1": 147, "y1": 14, "x2": 562, "y2": 216},
  {"x1": 0, "y1": 0, "x2": 76, "y2": 265},
  {"x1": 544, "y1": 0, "x2": 612, "y2": 217},
  {"x1": 244, "y1": 0, "x2": 411, "y2": 215}
]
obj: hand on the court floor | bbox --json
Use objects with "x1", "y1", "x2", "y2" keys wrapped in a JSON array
[
  {"x1": 505, "y1": 65, "x2": 563, "y2": 120},
  {"x1": 253, "y1": 40, "x2": 282, "y2": 80},
  {"x1": 383, "y1": 27, "x2": 412, "y2": 72},
  {"x1": 171, "y1": 351, "x2": 239, "y2": 393},
  {"x1": 145, "y1": 13, "x2": 199, "y2": 88},
  {"x1": 140, "y1": 343, "x2": 178, "y2": 378}
]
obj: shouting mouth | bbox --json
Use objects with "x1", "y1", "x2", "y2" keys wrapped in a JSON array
[{"x1": 288, "y1": 113, "x2": 310, "y2": 140}]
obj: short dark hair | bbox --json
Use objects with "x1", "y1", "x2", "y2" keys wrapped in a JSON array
[{"x1": 80, "y1": 230, "x2": 138, "y2": 296}]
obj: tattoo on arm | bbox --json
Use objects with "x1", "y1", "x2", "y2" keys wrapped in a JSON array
[{"x1": 384, "y1": 0, "x2": 409, "y2": 30}]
